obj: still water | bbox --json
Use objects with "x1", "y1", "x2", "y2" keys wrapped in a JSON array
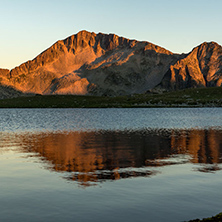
[{"x1": 0, "y1": 108, "x2": 222, "y2": 222}]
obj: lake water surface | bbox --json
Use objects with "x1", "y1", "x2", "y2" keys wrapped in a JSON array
[{"x1": 0, "y1": 108, "x2": 222, "y2": 222}]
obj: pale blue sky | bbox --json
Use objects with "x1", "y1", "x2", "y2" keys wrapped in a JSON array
[{"x1": 1, "y1": 0, "x2": 222, "y2": 69}]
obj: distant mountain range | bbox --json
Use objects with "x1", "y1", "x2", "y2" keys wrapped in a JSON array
[{"x1": 0, "y1": 30, "x2": 222, "y2": 98}]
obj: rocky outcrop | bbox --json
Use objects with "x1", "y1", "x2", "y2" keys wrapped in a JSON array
[
  {"x1": 0, "y1": 68, "x2": 24, "y2": 99},
  {"x1": 160, "y1": 42, "x2": 222, "y2": 90},
  {"x1": 1, "y1": 31, "x2": 222, "y2": 97},
  {"x1": 0, "y1": 68, "x2": 10, "y2": 84},
  {"x1": 0, "y1": 68, "x2": 10, "y2": 77}
]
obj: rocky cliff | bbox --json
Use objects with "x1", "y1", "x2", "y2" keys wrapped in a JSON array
[
  {"x1": 1, "y1": 31, "x2": 222, "y2": 97},
  {"x1": 160, "y1": 42, "x2": 222, "y2": 90},
  {"x1": 0, "y1": 68, "x2": 24, "y2": 99}
]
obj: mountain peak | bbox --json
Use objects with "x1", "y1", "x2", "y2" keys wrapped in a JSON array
[
  {"x1": 200, "y1": 41, "x2": 220, "y2": 46},
  {"x1": 160, "y1": 40, "x2": 222, "y2": 90},
  {"x1": 193, "y1": 41, "x2": 222, "y2": 52}
]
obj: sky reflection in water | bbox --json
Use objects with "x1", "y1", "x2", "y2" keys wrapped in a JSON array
[{"x1": 1, "y1": 108, "x2": 222, "y2": 222}]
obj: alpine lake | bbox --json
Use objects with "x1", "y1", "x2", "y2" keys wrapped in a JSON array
[{"x1": 0, "y1": 108, "x2": 222, "y2": 222}]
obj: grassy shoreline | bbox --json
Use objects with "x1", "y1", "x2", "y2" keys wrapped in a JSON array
[
  {"x1": 188, "y1": 212, "x2": 222, "y2": 221},
  {"x1": 0, "y1": 87, "x2": 221, "y2": 108}
]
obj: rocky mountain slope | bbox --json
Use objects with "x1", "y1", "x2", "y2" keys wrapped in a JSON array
[
  {"x1": 0, "y1": 69, "x2": 24, "y2": 99},
  {"x1": 160, "y1": 42, "x2": 222, "y2": 90},
  {"x1": 0, "y1": 31, "x2": 221, "y2": 97},
  {"x1": 0, "y1": 84, "x2": 24, "y2": 99}
]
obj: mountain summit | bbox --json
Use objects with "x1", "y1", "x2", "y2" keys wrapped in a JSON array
[
  {"x1": 0, "y1": 31, "x2": 221, "y2": 97},
  {"x1": 160, "y1": 42, "x2": 222, "y2": 90}
]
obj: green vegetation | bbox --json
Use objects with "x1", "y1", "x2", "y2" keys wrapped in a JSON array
[
  {"x1": 188, "y1": 212, "x2": 222, "y2": 222},
  {"x1": 0, "y1": 87, "x2": 221, "y2": 108}
]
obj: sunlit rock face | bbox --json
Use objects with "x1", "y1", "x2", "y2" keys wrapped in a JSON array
[
  {"x1": 160, "y1": 42, "x2": 222, "y2": 90},
  {"x1": 0, "y1": 69, "x2": 10, "y2": 78},
  {"x1": 0, "y1": 68, "x2": 23, "y2": 99},
  {"x1": 1, "y1": 31, "x2": 222, "y2": 97},
  {"x1": 1, "y1": 31, "x2": 180, "y2": 96}
]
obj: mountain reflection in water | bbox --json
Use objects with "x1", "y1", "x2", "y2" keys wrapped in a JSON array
[{"x1": 4, "y1": 128, "x2": 222, "y2": 187}]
